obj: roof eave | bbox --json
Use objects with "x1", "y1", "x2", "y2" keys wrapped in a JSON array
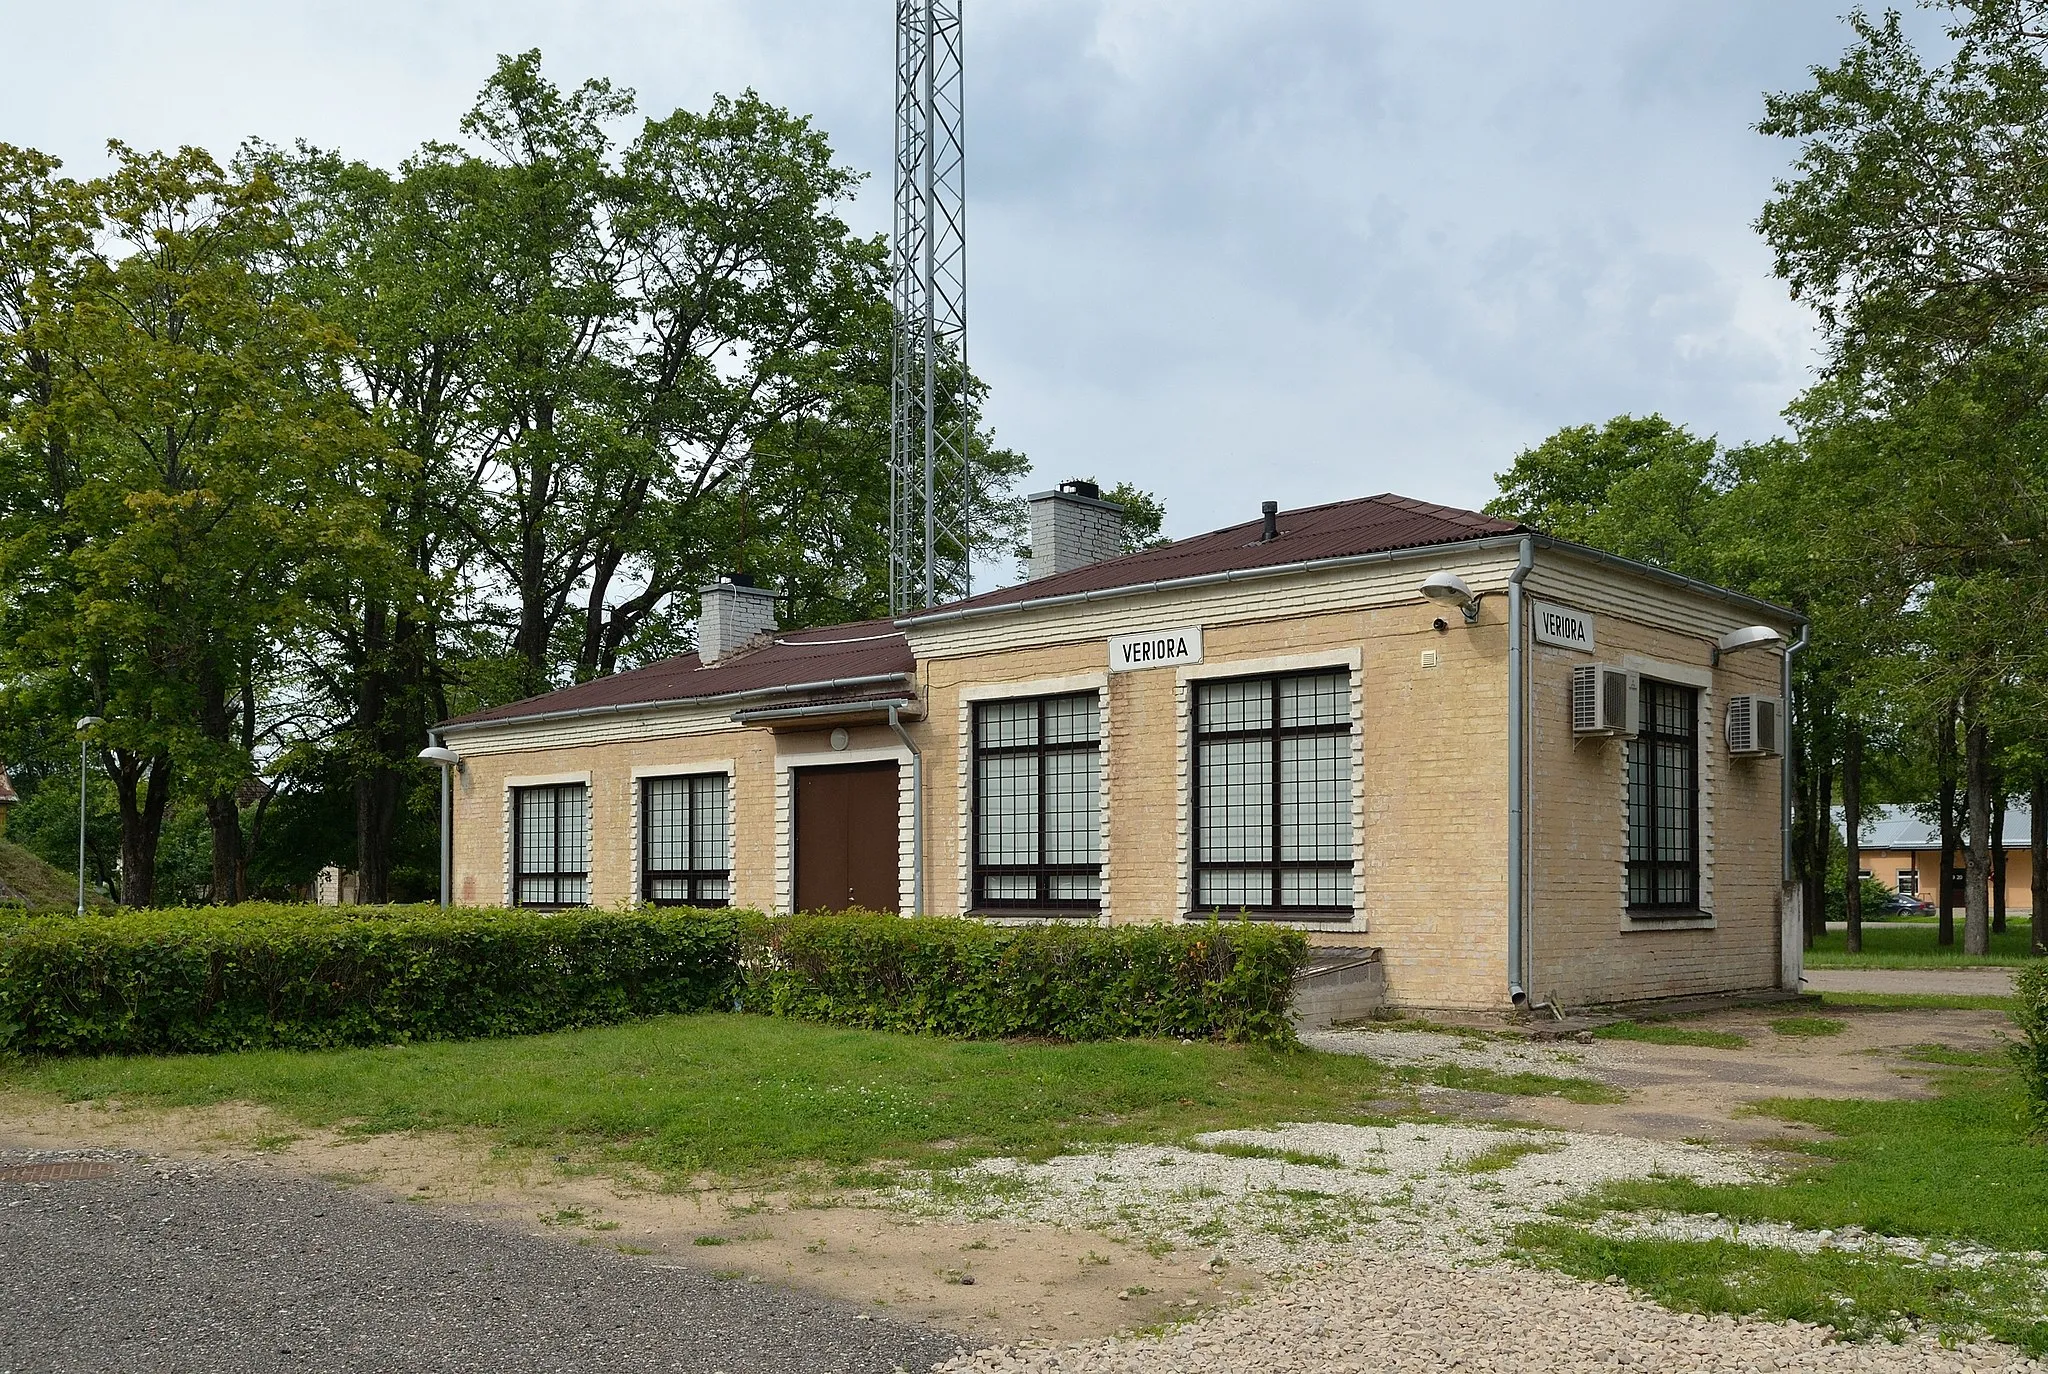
[
  {"x1": 438, "y1": 671, "x2": 914, "y2": 736},
  {"x1": 894, "y1": 532, "x2": 1535, "y2": 631}
]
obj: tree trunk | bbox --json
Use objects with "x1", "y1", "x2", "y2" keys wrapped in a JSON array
[
  {"x1": 354, "y1": 770, "x2": 400, "y2": 904},
  {"x1": 1991, "y1": 789, "x2": 2008, "y2": 935},
  {"x1": 1802, "y1": 755, "x2": 1833, "y2": 949},
  {"x1": 1938, "y1": 703, "x2": 1959, "y2": 946},
  {"x1": 204, "y1": 792, "x2": 243, "y2": 905},
  {"x1": 2032, "y1": 771, "x2": 2047, "y2": 957},
  {"x1": 1963, "y1": 718, "x2": 1992, "y2": 957},
  {"x1": 110, "y1": 750, "x2": 171, "y2": 907},
  {"x1": 1842, "y1": 726, "x2": 1863, "y2": 954}
]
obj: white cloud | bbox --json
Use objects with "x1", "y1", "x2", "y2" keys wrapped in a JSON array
[{"x1": 4, "y1": 0, "x2": 1877, "y2": 536}]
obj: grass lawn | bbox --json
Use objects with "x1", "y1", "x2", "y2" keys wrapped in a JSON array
[
  {"x1": 1805, "y1": 923, "x2": 2041, "y2": 969},
  {"x1": 0, "y1": 1011, "x2": 1613, "y2": 1180},
  {"x1": 1515, "y1": 1058, "x2": 2048, "y2": 1353}
]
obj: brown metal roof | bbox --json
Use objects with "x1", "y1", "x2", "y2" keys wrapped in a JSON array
[
  {"x1": 442, "y1": 494, "x2": 1524, "y2": 730},
  {"x1": 441, "y1": 620, "x2": 915, "y2": 730},
  {"x1": 906, "y1": 492, "x2": 1525, "y2": 620}
]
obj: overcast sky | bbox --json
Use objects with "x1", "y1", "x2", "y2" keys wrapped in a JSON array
[{"x1": 4, "y1": 1, "x2": 1885, "y2": 540}]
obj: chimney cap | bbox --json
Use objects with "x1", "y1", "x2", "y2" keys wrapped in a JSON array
[
  {"x1": 1059, "y1": 478, "x2": 1102, "y2": 501},
  {"x1": 1260, "y1": 500, "x2": 1280, "y2": 542},
  {"x1": 727, "y1": 571, "x2": 756, "y2": 587}
]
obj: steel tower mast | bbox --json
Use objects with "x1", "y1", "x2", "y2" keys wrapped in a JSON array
[{"x1": 890, "y1": 0, "x2": 970, "y2": 614}]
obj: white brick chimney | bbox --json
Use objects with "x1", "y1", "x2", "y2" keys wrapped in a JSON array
[
  {"x1": 697, "y1": 575, "x2": 779, "y2": 664},
  {"x1": 1027, "y1": 480, "x2": 1126, "y2": 580}
]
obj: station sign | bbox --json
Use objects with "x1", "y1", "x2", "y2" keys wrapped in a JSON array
[
  {"x1": 1108, "y1": 625, "x2": 1204, "y2": 672},
  {"x1": 1531, "y1": 601, "x2": 1595, "y2": 653}
]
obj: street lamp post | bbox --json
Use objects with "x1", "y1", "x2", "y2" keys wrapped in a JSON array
[
  {"x1": 418, "y1": 739, "x2": 463, "y2": 908},
  {"x1": 75, "y1": 716, "x2": 103, "y2": 916}
]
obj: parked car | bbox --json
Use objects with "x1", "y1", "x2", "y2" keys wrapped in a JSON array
[{"x1": 1880, "y1": 891, "x2": 1936, "y2": 916}]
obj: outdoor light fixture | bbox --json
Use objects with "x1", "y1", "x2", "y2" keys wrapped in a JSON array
[
  {"x1": 1711, "y1": 624, "x2": 1783, "y2": 665},
  {"x1": 74, "y1": 716, "x2": 103, "y2": 917},
  {"x1": 1420, "y1": 570, "x2": 1481, "y2": 623},
  {"x1": 419, "y1": 740, "x2": 464, "y2": 907}
]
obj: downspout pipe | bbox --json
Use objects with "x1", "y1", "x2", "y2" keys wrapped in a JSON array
[
  {"x1": 888, "y1": 703, "x2": 924, "y2": 916},
  {"x1": 1506, "y1": 536, "x2": 1535, "y2": 1007},
  {"x1": 1782, "y1": 622, "x2": 1809, "y2": 885}
]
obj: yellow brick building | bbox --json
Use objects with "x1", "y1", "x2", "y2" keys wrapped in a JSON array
[{"x1": 436, "y1": 489, "x2": 1805, "y2": 1013}]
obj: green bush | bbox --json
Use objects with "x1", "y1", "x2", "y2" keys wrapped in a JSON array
[
  {"x1": 0, "y1": 905, "x2": 1308, "y2": 1056},
  {"x1": 2014, "y1": 962, "x2": 2048, "y2": 1130},
  {"x1": 743, "y1": 911, "x2": 1305, "y2": 1047},
  {"x1": 0, "y1": 903, "x2": 744, "y2": 1056}
]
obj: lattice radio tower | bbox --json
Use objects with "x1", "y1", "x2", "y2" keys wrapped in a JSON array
[{"x1": 890, "y1": 0, "x2": 970, "y2": 614}]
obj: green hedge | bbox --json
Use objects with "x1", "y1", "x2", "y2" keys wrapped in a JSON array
[
  {"x1": 0, "y1": 905, "x2": 1306, "y2": 1056},
  {"x1": 0, "y1": 904, "x2": 744, "y2": 1056},
  {"x1": 743, "y1": 911, "x2": 1304, "y2": 1046},
  {"x1": 2016, "y1": 963, "x2": 2048, "y2": 1130}
]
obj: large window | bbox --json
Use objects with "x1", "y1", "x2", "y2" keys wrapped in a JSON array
[
  {"x1": 1193, "y1": 670, "x2": 1353, "y2": 915},
  {"x1": 972, "y1": 693, "x2": 1101, "y2": 909},
  {"x1": 642, "y1": 773, "x2": 730, "y2": 906},
  {"x1": 1626, "y1": 679, "x2": 1699, "y2": 911},
  {"x1": 514, "y1": 783, "x2": 588, "y2": 907}
]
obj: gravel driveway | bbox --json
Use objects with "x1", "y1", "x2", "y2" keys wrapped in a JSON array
[{"x1": 0, "y1": 1149, "x2": 957, "y2": 1374}]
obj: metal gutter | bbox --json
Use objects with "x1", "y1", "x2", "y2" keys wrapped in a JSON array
[
  {"x1": 439, "y1": 672, "x2": 913, "y2": 736},
  {"x1": 1506, "y1": 536, "x2": 1535, "y2": 1008},
  {"x1": 731, "y1": 697, "x2": 916, "y2": 725},
  {"x1": 888, "y1": 703, "x2": 924, "y2": 915}
]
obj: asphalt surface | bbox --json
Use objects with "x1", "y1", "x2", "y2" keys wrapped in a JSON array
[{"x1": 0, "y1": 1150, "x2": 960, "y2": 1374}]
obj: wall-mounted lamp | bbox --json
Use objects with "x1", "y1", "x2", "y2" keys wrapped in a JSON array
[
  {"x1": 1420, "y1": 571, "x2": 1481, "y2": 624},
  {"x1": 1711, "y1": 624, "x2": 1782, "y2": 666},
  {"x1": 418, "y1": 740, "x2": 464, "y2": 907}
]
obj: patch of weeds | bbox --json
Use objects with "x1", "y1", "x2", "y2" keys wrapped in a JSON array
[
  {"x1": 1118, "y1": 1285, "x2": 1152, "y2": 1299},
  {"x1": 832, "y1": 1166, "x2": 900, "y2": 1189},
  {"x1": 725, "y1": 1197, "x2": 772, "y2": 1216},
  {"x1": 1142, "y1": 1236, "x2": 1175, "y2": 1257},
  {"x1": 590, "y1": 1220, "x2": 620, "y2": 1232},
  {"x1": 712, "y1": 1268, "x2": 745, "y2": 1281},
  {"x1": 1456, "y1": 1139, "x2": 1562, "y2": 1174},
  {"x1": 1901, "y1": 1044, "x2": 2007, "y2": 1069},
  {"x1": 1080, "y1": 1249, "x2": 1111, "y2": 1267},
  {"x1": 1196, "y1": 1140, "x2": 1344, "y2": 1168},
  {"x1": 1413, "y1": 1063, "x2": 1626, "y2": 1105},
  {"x1": 248, "y1": 1131, "x2": 302, "y2": 1152},
  {"x1": 1512, "y1": 1224, "x2": 2048, "y2": 1356},
  {"x1": 1771, "y1": 1016, "x2": 1847, "y2": 1038},
  {"x1": 804, "y1": 1239, "x2": 827, "y2": 1254},
  {"x1": 1820, "y1": 992, "x2": 2016, "y2": 1012},
  {"x1": 938, "y1": 1267, "x2": 974, "y2": 1284},
  {"x1": 612, "y1": 1242, "x2": 654, "y2": 1256},
  {"x1": 1593, "y1": 1021, "x2": 1748, "y2": 1050},
  {"x1": 692, "y1": 1235, "x2": 728, "y2": 1246},
  {"x1": 539, "y1": 1208, "x2": 588, "y2": 1227},
  {"x1": 961, "y1": 1238, "x2": 992, "y2": 1251}
]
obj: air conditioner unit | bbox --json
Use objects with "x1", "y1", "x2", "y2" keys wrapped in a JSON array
[
  {"x1": 1571, "y1": 664, "x2": 1639, "y2": 737},
  {"x1": 1726, "y1": 694, "x2": 1783, "y2": 757}
]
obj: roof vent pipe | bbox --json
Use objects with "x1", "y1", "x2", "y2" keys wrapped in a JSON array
[{"x1": 1260, "y1": 501, "x2": 1279, "y2": 542}]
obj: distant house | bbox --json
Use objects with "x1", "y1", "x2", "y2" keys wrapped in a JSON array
[{"x1": 1846, "y1": 802, "x2": 2033, "y2": 911}]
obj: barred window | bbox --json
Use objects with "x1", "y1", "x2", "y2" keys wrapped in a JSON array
[
  {"x1": 1193, "y1": 670, "x2": 1353, "y2": 915},
  {"x1": 514, "y1": 783, "x2": 588, "y2": 907},
  {"x1": 972, "y1": 693, "x2": 1101, "y2": 909},
  {"x1": 642, "y1": 773, "x2": 730, "y2": 906},
  {"x1": 1626, "y1": 679, "x2": 1699, "y2": 911}
]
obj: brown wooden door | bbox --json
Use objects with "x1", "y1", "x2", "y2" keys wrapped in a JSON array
[{"x1": 794, "y1": 762, "x2": 900, "y2": 912}]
